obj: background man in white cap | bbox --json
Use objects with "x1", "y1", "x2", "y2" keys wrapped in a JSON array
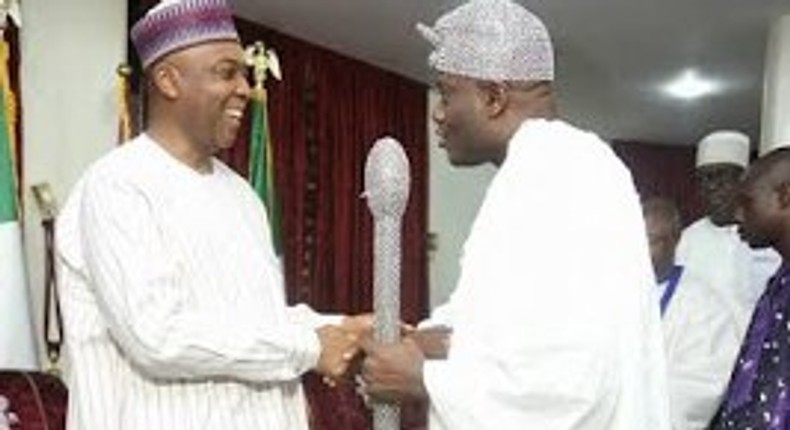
[
  {"x1": 55, "y1": 1, "x2": 370, "y2": 429},
  {"x1": 642, "y1": 197, "x2": 740, "y2": 429},
  {"x1": 359, "y1": 0, "x2": 670, "y2": 428},
  {"x1": 676, "y1": 130, "x2": 781, "y2": 339}
]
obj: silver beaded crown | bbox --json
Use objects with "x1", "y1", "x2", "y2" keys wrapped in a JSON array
[{"x1": 417, "y1": 0, "x2": 554, "y2": 82}]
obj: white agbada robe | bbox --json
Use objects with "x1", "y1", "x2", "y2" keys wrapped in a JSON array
[
  {"x1": 659, "y1": 269, "x2": 740, "y2": 429},
  {"x1": 676, "y1": 218, "x2": 781, "y2": 338},
  {"x1": 56, "y1": 134, "x2": 338, "y2": 430},
  {"x1": 423, "y1": 119, "x2": 670, "y2": 429}
]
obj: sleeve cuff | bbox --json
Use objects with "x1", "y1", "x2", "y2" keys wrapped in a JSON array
[{"x1": 288, "y1": 325, "x2": 322, "y2": 375}]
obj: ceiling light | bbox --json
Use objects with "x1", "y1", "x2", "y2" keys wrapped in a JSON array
[{"x1": 662, "y1": 69, "x2": 720, "y2": 100}]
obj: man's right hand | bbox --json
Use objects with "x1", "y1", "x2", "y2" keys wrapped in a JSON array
[{"x1": 315, "y1": 325, "x2": 359, "y2": 382}]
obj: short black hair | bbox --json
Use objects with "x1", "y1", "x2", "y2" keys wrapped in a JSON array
[{"x1": 744, "y1": 147, "x2": 790, "y2": 189}]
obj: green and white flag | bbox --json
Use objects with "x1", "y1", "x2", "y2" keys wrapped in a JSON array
[
  {"x1": 0, "y1": 38, "x2": 36, "y2": 369},
  {"x1": 249, "y1": 88, "x2": 282, "y2": 255}
]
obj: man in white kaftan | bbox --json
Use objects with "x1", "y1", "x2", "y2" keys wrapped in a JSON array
[
  {"x1": 643, "y1": 198, "x2": 741, "y2": 429},
  {"x1": 358, "y1": 1, "x2": 671, "y2": 428},
  {"x1": 56, "y1": 1, "x2": 367, "y2": 429},
  {"x1": 676, "y1": 131, "x2": 781, "y2": 338},
  {"x1": 420, "y1": 119, "x2": 669, "y2": 429},
  {"x1": 662, "y1": 274, "x2": 740, "y2": 429}
]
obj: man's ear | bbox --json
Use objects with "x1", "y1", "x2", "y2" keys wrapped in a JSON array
[
  {"x1": 478, "y1": 81, "x2": 508, "y2": 118},
  {"x1": 776, "y1": 181, "x2": 790, "y2": 209},
  {"x1": 150, "y1": 62, "x2": 181, "y2": 100}
]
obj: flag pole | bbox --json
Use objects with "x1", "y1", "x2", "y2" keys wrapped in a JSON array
[
  {"x1": 116, "y1": 63, "x2": 133, "y2": 144},
  {"x1": 245, "y1": 41, "x2": 283, "y2": 255}
]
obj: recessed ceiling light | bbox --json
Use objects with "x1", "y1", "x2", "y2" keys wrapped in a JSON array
[{"x1": 662, "y1": 69, "x2": 720, "y2": 100}]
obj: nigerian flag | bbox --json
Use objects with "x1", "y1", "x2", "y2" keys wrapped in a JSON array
[
  {"x1": 0, "y1": 38, "x2": 36, "y2": 369},
  {"x1": 249, "y1": 88, "x2": 282, "y2": 255}
]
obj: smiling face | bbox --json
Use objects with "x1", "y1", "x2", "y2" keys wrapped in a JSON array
[{"x1": 165, "y1": 40, "x2": 251, "y2": 155}]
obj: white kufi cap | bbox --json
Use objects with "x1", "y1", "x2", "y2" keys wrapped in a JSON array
[
  {"x1": 416, "y1": 0, "x2": 554, "y2": 82},
  {"x1": 696, "y1": 130, "x2": 750, "y2": 168}
]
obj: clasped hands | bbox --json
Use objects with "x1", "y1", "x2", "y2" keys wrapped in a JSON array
[
  {"x1": 316, "y1": 315, "x2": 452, "y2": 405},
  {"x1": 314, "y1": 314, "x2": 374, "y2": 386}
]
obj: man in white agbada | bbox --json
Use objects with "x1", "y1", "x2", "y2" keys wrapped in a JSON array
[
  {"x1": 358, "y1": 0, "x2": 671, "y2": 428},
  {"x1": 55, "y1": 1, "x2": 370, "y2": 429},
  {"x1": 642, "y1": 198, "x2": 740, "y2": 429},
  {"x1": 676, "y1": 131, "x2": 782, "y2": 339}
]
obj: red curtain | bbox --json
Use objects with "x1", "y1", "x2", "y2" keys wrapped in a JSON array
[
  {"x1": 226, "y1": 17, "x2": 428, "y2": 324},
  {"x1": 612, "y1": 140, "x2": 702, "y2": 225}
]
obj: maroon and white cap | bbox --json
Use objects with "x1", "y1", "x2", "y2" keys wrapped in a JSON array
[{"x1": 131, "y1": 0, "x2": 240, "y2": 70}]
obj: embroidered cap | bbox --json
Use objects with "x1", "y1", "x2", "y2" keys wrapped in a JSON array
[
  {"x1": 131, "y1": 0, "x2": 240, "y2": 70},
  {"x1": 696, "y1": 130, "x2": 751, "y2": 168},
  {"x1": 416, "y1": 0, "x2": 554, "y2": 82}
]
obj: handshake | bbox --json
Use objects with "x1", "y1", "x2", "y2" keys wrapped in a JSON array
[
  {"x1": 314, "y1": 314, "x2": 452, "y2": 403},
  {"x1": 314, "y1": 314, "x2": 375, "y2": 386}
]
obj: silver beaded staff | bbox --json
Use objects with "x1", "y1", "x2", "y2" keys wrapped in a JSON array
[{"x1": 364, "y1": 137, "x2": 410, "y2": 430}]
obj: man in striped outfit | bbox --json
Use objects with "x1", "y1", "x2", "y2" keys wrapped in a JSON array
[{"x1": 56, "y1": 1, "x2": 368, "y2": 429}]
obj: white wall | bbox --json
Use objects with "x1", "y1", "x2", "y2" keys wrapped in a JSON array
[
  {"x1": 427, "y1": 90, "x2": 495, "y2": 309},
  {"x1": 20, "y1": 0, "x2": 127, "y2": 367}
]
